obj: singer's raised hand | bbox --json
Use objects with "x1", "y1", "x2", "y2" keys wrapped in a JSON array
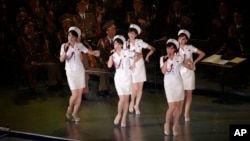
[
  {"x1": 126, "y1": 40, "x2": 130, "y2": 49},
  {"x1": 110, "y1": 49, "x2": 116, "y2": 54},
  {"x1": 107, "y1": 55, "x2": 114, "y2": 68},
  {"x1": 163, "y1": 55, "x2": 168, "y2": 62},
  {"x1": 64, "y1": 43, "x2": 70, "y2": 53}
]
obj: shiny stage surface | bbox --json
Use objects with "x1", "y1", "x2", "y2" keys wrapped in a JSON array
[{"x1": 0, "y1": 75, "x2": 250, "y2": 141}]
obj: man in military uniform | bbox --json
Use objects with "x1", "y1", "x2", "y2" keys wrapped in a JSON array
[
  {"x1": 72, "y1": 0, "x2": 97, "y2": 43},
  {"x1": 17, "y1": 19, "x2": 59, "y2": 94},
  {"x1": 95, "y1": 20, "x2": 117, "y2": 97},
  {"x1": 125, "y1": 0, "x2": 151, "y2": 42},
  {"x1": 25, "y1": 0, "x2": 47, "y2": 36},
  {"x1": 71, "y1": 0, "x2": 100, "y2": 99}
]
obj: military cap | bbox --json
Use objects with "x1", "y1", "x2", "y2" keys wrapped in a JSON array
[
  {"x1": 16, "y1": 7, "x2": 27, "y2": 16},
  {"x1": 219, "y1": 2, "x2": 226, "y2": 6},
  {"x1": 232, "y1": 8, "x2": 244, "y2": 18},
  {"x1": 129, "y1": 24, "x2": 141, "y2": 34},
  {"x1": 77, "y1": 0, "x2": 88, "y2": 6},
  {"x1": 218, "y1": 0, "x2": 228, "y2": 6},
  {"x1": 59, "y1": 13, "x2": 73, "y2": 23},
  {"x1": 133, "y1": 0, "x2": 143, "y2": 4},
  {"x1": 22, "y1": 18, "x2": 34, "y2": 28},
  {"x1": 102, "y1": 20, "x2": 116, "y2": 31},
  {"x1": 178, "y1": 29, "x2": 190, "y2": 39}
]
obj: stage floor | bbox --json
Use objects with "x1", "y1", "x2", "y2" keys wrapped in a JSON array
[{"x1": 0, "y1": 76, "x2": 250, "y2": 141}]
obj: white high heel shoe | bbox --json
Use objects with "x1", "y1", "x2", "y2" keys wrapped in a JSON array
[
  {"x1": 121, "y1": 123, "x2": 126, "y2": 128},
  {"x1": 66, "y1": 114, "x2": 71, "y2": 121},
  {"x1": 72, "y1": 116, "x2": 80, "y2": 122},
  {"x1": 114, "y1": 115, "x2": 121, "y2": 125}
]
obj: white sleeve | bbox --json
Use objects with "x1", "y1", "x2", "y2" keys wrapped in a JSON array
[
  {"x1": 60, "y1": 43, "x2": 66, "y2": 55},
  {"x1": 79, "y1": 42, "x2": 89, "y2": 53},
  {"x1": 160, "y1": 56, "x2": 164, "y2": 68},
  {"x1": 190, "y1": 45, "x2": 198, "y2": 53},
  {"x1": 138, "y1": 39, "x2": 149, "y2": 49}
]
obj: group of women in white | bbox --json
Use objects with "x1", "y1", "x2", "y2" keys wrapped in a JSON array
[
  {"x1": 59, "y1": 23, "x2": 155, "y2": 127},
  {"x1": 160, "y1": 29, "x2": 205, "y2": 136},
  {"x1": 108, "y1": 23, "x2": 155, "y2": 128},
  {"x1": 59, "y1": 23, "x2": 205, "y2": 136}
]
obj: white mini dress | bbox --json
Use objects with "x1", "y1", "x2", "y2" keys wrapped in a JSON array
[
  {"x1": 60, "y1": 42, "x2": 88, "y2": 90},
  {"x1": 129, "y1": 39, "x2": 148, "y2": 83},
  {"x1": 179, "y1": 45, "x2": 198, "y2": 90},
  {"x1": 112, "y1": 49, "x2": 135, "y2": 95},
  {"x1": 160, "y1": 54, "x2": 184, "y2": 102}
]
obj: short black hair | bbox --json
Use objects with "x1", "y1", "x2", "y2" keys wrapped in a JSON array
[
  {"x1": 114, "y1": 38, "x2": 124, "y2": 45},
  {"x1": 166, "y1": 42, "x2": 178, "y2": 52},
  {"x1": 128, "y1": 28, "x2": 138, "y2": 35},
  {"x1": 178, "y1": 33, "x2": 189, "y2": 39},
  {"x1": 69, "y1": 30, "x2": 78, "y2": 38}
]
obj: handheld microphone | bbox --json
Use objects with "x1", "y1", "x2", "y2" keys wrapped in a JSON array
[
  {"x1": 163, "y1": 56, "x2": 168, "y2": 62},
  {"x1": 127, "y1": 39, "x2": 130, "y2": 49},
  {"x1": 64, "y1": 42, "x2": 70, "y2": 52}
]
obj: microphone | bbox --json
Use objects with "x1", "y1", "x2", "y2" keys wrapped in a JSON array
[
  {"x1": 110, "y1": 49, "x2": 116, "y2": 53},
  {"x1": 127, "y1": 39, "x2": 130, "y2": 49},
  {"x1": 64, "y1": 42, "x2": 70, "y2": 52},
  {"x1": 163, "y1": 56, "x2": 168, "y2": 62}
]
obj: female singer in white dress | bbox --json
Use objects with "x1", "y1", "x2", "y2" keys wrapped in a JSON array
[
  {"x1": 60, "y1": 26, "x2": 100, "y2": 122},
  {"x1": 107, "y1": 35, "x2": 142, "y2": 127},
  {"x1": 160, "y1": 38, "x2": 188, "y2": 136},
  {"x1": 127, "y1": 24, "x2": 155, "y2": 115},
  {"x1": 177, "y1": 29, "x2": 205, "y2": 122}
]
